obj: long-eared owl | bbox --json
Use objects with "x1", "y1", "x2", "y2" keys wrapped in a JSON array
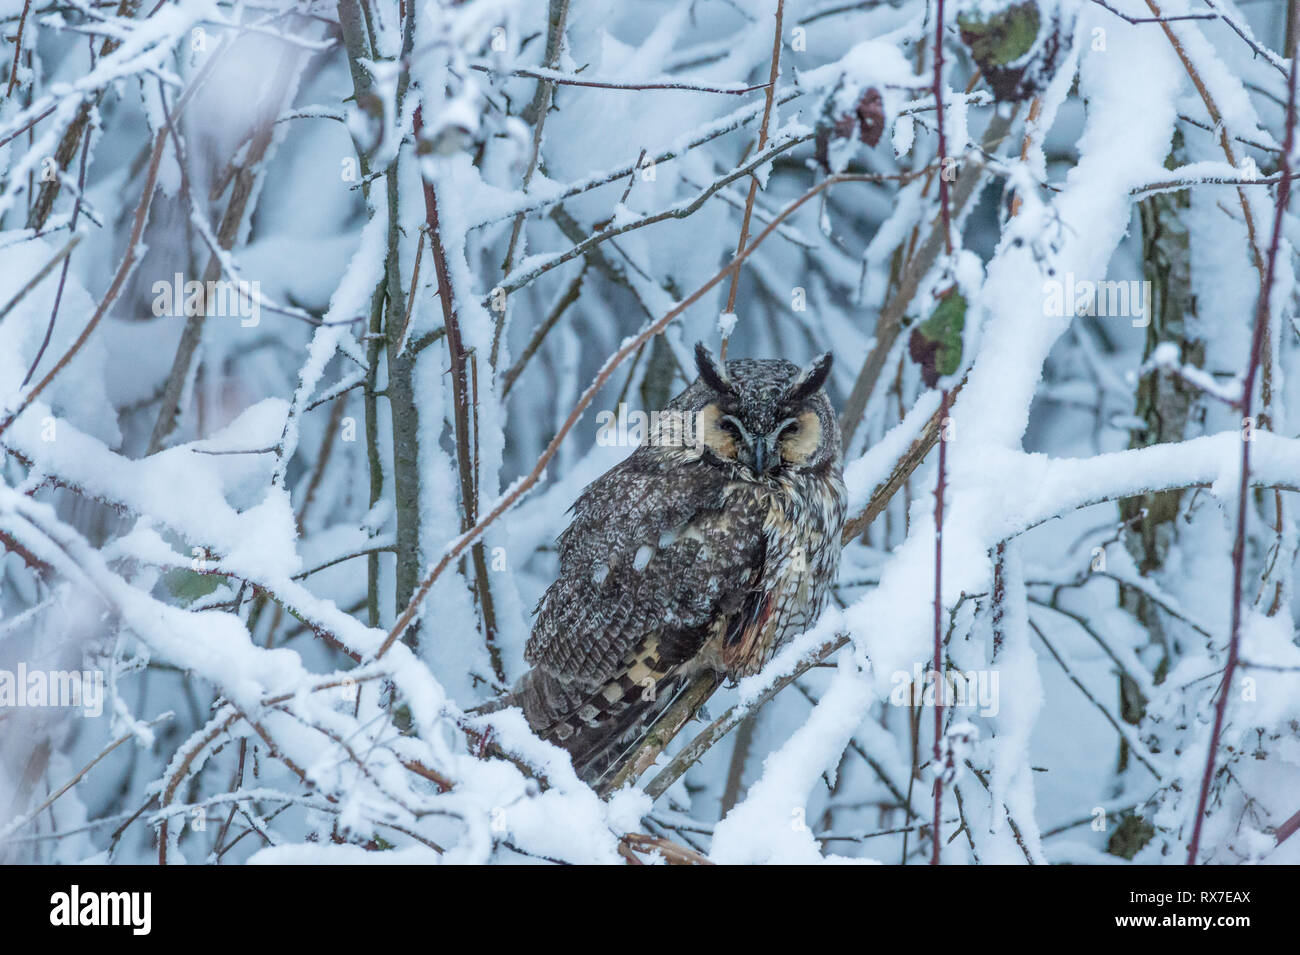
[{"x1": 513, "y1": 344, "x2": 846, "y2": 785}]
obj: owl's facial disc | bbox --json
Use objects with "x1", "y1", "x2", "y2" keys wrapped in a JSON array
[
  {"x1": 697, "y1": 403, "x2": 823, "y2": 476},
  {"x1": 775, "y1": 410, "x2": 823, "y2": 467},
  {"x1": 696, "y1": 403, "x2": 741, "y2": 462},
  {"x1": 697, "y1": 404, "x2": 751, "y2": 465}
]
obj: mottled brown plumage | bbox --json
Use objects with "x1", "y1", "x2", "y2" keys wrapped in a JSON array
[{"x1": 513, "y1": 345, "x2": 846, "y2": 784}]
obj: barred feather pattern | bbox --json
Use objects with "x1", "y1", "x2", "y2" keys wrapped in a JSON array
[{"x1": 512, "y1": 356, "x2": 846, "y2": 784}]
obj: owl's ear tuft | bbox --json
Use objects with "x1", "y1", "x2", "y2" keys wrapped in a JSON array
[
  {"x1": 694, "y1": 342, "x2": 736, "y2": 395},
  {"x1": 786, "y1": 351, "x2": 833, "y2": 403}
]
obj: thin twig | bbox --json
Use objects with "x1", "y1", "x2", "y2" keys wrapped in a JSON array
[
  {"x1": 0, "y1": 713, "x2": 172, "y2": 841},
  {"x1": 932, "y1": 0, "x2": 952, "y2": 254},
  {"x1": 930, "y1": 388, "x2": 949, "y2": 865},
  {"x1": 146, "y1": 39, "x2": 302, "y2": 454},
  {"x1": 720, "y1": 0, "x2": 784, "y2": 359},
  {"x1": 1029, "y1": 621, "x2": 1163, "y2": 779},
  {"x1": 490, "y1": 128, "x2": 820, "y2": 303},
  {"x1": 603, "y1": 671, "x2": 722, "y2": 795},
  {"x1": 619, "y1": 832, "x2": 714, "y2": 864},
  {"x1": 642, "y1": 635, "x2": 848, "y2": 799},
  {"x1": 470, "y1": 86, "x2": 810, "y2": 232},
  {"x1": 0, "y1": 232, "x2": 81, "y2": 325},
  {"x1": 472, "y1": 63, "x2": 771, "y2": 95},
  {"x1": 1143, "y1": 0, "x2": 1265, "y2": 281},
  {"x1": 415, "y1": 106, "x2": 501, "y2": 677},
  {"x1": 21, "y1": 122, "x2": 92, "y2": 387},
  {"x1": 0, "y1": 131, "x2": 166, "y2": 437},
  {"x1": 1186, "y1": 17, "x2": 1298, "y2": 866},
  {"x1": 493, "y1": 0, "x2": 570, "y2": 370},
  {"x1": 839, "y1": 111, "x2": 1015, "y2": 449},
  {"x1": 1088, "y1": 0, "x2": 1219, "y2": 24},
  {"x1": 500, "y1": 264, "x2": 587, "y2": 397},
  {"x1": 5, "y1": 0, "x2": 33, "y2": 97}
]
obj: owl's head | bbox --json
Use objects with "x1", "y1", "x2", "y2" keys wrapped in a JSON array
[{"x1": 681, "y1": 344, "x2": 841, "y2": 479}]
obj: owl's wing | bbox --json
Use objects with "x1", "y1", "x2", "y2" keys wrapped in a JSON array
[{"x1": 525, "y1": 451, "x2": 767, "y2": 687}]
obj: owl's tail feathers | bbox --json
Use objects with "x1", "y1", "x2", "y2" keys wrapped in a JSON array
[
  {"x1": 509, "y1": 664, "x2": 594, "y2": 739},
  {"x1": 509, "y1": 664, "x2": 680, "y2": 787}
]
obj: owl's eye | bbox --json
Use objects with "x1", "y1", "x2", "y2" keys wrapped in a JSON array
[
  {"x1": 777, "y1": 410, "x2": 823, "y2": 466},
  {"x1": 696, "y1": 405, "x2": 748, "y2": 462}
]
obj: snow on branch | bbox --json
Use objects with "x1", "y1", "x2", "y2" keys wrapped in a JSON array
[{"x1": 2, "y1": 0, "x2": 1299, "y2": 867}]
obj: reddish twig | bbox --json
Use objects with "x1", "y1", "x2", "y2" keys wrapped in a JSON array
[
  {"x1": 930, "y1": 388, "x2": 950, "y2": 865},
  {"x1": 1186, "y1": 27, "x2": 1299, "y2": 866},
  {"x1": 619, "y1": 832, "x2": 713, "y2": 865},
  {"x1": 0, "y1": 103, "x2": 54, "y2": 149},
  {"x1": 720, "y1": 0, "x2": 784, "y2": 359},
  {"x1": 1143, "y1": 0, "x2": 1264, "y2": 281},
  {"x1": 1276, "y1": 807, "x2": 1300, "y2": 846},
  {"x1": 5, "y1": 0, "x2": 32, "y2": 97},
  {"x1": 932, "y1": 0, "x2": 952, "y2": 253},
  {"x1": 928, "y1": 0, "x2": 953, "y2": 863},
  {"x1": 159, "y1": 712, "x2": 238, "y2": 864}
]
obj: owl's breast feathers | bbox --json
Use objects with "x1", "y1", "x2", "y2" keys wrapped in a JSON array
[
  {"x1": 721, "y1": 466, "x2": 847, "y2": 676},
  {"x1": 515, "y1": 449, "x2": 845, "y2": 781}
]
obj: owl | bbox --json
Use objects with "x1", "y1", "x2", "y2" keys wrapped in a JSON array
[{"x1": 513, "y1": 344, "x2": 847, "y2": 786}]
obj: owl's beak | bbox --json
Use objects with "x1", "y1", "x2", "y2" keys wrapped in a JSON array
[{"x1": 750, "y1": 435, "x2": 778, "y2": 475}]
